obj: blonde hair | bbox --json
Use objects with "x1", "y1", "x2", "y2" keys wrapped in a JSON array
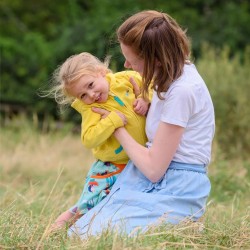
[
  {"x1": 117, "y1": 10, "x2": 191, "y2": 99},
  {"x1": 47, "y1": 52, "x2": 111, "y2": 109}
]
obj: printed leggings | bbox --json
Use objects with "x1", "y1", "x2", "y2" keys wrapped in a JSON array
[{"x1": 70, "y1": 160, "x2": 126, "y2": 215}]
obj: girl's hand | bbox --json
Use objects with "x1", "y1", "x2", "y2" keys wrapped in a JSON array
[
  {"x1": 133, "y1": 98, "x2": 150, "y2": 116},
  {"x1": 92, "y1": 107, "x2": 127, "y2": 125},
  {"x1": 130, "y1": 77, "x2": 150, "y2": 116},
  {"x1": 129, "y1": 77, "x2": 141, "y2": 97}
]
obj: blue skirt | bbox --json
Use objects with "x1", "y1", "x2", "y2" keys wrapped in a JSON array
[{"x1": 68, "y1": 161, "x2": 211, "y2": 238}]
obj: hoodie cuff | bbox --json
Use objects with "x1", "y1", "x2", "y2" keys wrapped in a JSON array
[{"x1": 107, "y1": 111, "x2": 124, "y2": 128}]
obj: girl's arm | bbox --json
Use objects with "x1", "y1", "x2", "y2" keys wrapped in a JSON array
[
  {"x1": 81, "y1": 108, "x2": 126, "y2": 149},
  {"x1": 114, "y1": 123, "x2": 184, "y2": 182}
]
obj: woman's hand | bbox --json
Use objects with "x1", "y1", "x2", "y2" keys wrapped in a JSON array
[
  {"x1": 91, "y1": 107, "x2": 110, "y2": 119},
  {"x1": 92, "y1": 107, "x2": 127, "y2": 126}
]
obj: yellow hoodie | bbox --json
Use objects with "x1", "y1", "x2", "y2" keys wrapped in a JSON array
[{"x1": 71, "y1": 71, "x2": 148, "y2": 164}]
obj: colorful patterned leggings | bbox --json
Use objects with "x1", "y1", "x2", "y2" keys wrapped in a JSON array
[{"x1": 70, "y1": 160, "x2": 126, "y2": 215}]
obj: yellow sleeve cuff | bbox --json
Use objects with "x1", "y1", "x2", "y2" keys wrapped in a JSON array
[{"x1": 107, "y1": 111, "x2": 124, "y2": 128}]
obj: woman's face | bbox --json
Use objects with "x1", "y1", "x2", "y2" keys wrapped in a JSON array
[{"x1": 120, "y1": 43, "x2": 144, "y2": 76}]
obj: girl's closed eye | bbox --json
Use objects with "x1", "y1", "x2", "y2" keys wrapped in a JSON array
[{"x1": 88, "y1": 82, "x2": 94, "y2": 88}]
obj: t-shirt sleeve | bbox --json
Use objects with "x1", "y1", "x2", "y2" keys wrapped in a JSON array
[{"x1": 161, "y1": 85, "x2": 197, "y2": 128}]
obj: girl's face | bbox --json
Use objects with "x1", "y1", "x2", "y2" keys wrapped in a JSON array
[
  {"x1": 68, "y1": 73, "x2": 109, "y2": 105},
  {"x1": 120, "y1": 43, "x2": 144, "y2": 76}
]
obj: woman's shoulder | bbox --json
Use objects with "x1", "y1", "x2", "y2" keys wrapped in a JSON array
[{"x1": 169, "y1": 64, "x2": 205, "y2": 91}]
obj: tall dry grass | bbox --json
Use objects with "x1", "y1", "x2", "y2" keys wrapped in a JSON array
[
  {"x1": 0, "y1": 118, "x2": 249, "y2": 249},
  {"x1": 0, "y1": 119, "x2": 95, "y2": 249}
]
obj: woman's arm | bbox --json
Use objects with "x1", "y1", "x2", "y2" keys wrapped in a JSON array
[
  {"x1": 114, "y1": 122, "x2": 184, "y2": 182},
  {"x1": 92, "y1": 107, "x2": 184, "y2": 182}
]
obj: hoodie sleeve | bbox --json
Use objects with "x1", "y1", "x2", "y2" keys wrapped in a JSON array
[{"x1": 72, "y1": 99, "x2": 124, "y2": 148}]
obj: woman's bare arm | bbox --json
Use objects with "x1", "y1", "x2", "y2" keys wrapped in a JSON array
[
  {"x1": 92, "y1": 100, "x2": 184, "y2": 183},
  {"x1": 114, "y1": 123, "x2": 184, "y2": 182}
]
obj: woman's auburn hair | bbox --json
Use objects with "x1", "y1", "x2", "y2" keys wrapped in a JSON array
[{"x1": 117, "y1": 10, "x2": 191, "y2": 99}]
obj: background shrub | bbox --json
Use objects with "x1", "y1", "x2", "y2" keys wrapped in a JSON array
[{"x1": 197, "y1": 44, "x2": 250, "y2": 158}]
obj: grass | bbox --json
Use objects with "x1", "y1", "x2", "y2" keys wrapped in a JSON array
[{"x1": 0, "y1": 118, "x2": 250, "y2": 249}]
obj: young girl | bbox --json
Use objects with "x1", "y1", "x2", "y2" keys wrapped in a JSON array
[
  {"x1": 69, "y1": 10, "x2": 215, "y2": 237},
  {"x1": 49, "y1": 52, "x2": 150, "y2": 229}
]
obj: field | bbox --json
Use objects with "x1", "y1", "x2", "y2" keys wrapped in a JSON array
[{"x1": 0, "y1": 117, "x2": 249, "y2": 249}]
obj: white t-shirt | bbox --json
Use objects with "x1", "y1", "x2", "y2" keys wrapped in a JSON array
[{"x1": 146, "y1": 64, "x2": 215, "y2": 165}]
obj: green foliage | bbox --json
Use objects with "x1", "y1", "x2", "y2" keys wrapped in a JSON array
[
  {"x1": 197, "y1": 44, "x2": 250, "y2": 158},
  {"x1": 209, "y1": 158, "x2": 250, "y2": 203},
  {"x1": 1, "y1": 0, "x2": 250, "y2": 158},
  {"x1": 0, "y1": 33, "x2": 52, "y2": 107}
]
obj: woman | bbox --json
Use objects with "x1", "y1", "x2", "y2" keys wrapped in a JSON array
[{"x1": 69, "y1": 10, "x2": 215, "y2": 238}]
